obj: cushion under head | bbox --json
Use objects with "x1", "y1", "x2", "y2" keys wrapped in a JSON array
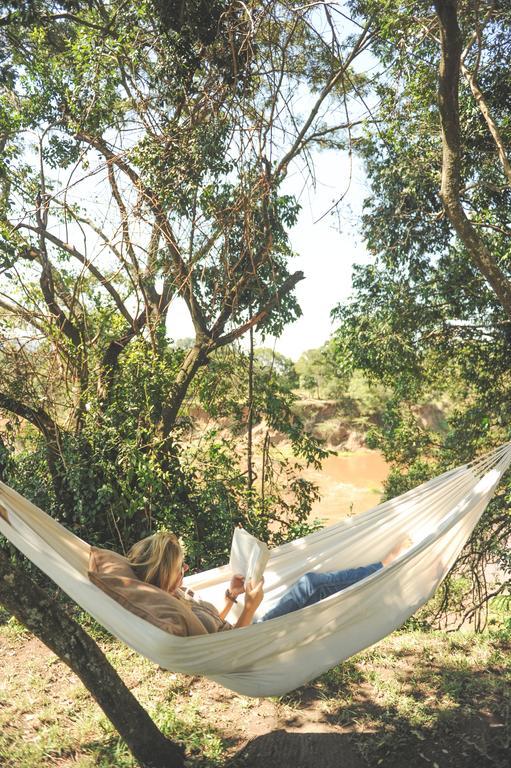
[{"x1": 88, "y1": 546, "x2": 208, "y2": 637}]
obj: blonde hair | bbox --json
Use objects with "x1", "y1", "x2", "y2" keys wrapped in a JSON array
[{"x1": 127, "y1": 531, "x2": 183, "y2": 593}]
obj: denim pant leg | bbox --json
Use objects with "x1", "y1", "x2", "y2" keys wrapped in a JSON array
[{"x1": 260, "y1": 563, "x2": 383, "y2": 622}]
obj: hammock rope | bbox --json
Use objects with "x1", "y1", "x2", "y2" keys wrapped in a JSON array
[{"x1": 0, "y1": 442, "x2": 510, "y2": 697}]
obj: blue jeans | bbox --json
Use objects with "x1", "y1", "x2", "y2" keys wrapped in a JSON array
[{"x1": 260, "y1": 562, "x2": 383, "y2": 622}]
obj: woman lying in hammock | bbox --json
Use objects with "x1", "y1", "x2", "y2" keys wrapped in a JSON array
[{"x1": 127, "y1": 532, "x2": 411, "y2": 630}]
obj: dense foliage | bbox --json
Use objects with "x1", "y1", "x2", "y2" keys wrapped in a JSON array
[
  {"x1": 0, "y1": 1, "x2": 367, "y2": 563},
  {"x1": 332, "y1": 0, "x2": 511, "y2": 623}
]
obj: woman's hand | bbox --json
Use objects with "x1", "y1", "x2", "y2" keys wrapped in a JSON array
[
  {"x1": 229, "y1": 573, "x2": 245, "y2": 598},
  {"x1": 234, "y1": 578, "x2": 264, "y2": 628},
  {"x1": 244, "y1": 579, "x2": 264, "y2": 611}
]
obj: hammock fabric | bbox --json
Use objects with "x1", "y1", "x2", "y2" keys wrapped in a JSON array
[{"x1": 0, "y1": 443, "x2": 510, "y2": 697}]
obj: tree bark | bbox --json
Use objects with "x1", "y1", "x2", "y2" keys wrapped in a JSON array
[
  {"x1": 0, "y1": 549, "x2": 184, "y2": 768},
  {"x1": 435, "y1": 0, "x2": 511, "y2": 319},
  {"x1": 162, "y1": 341, "x2": 210, "y2": 437},
  {"x1": 247, "y1": 321, "x2": 254, "y2": 496}
]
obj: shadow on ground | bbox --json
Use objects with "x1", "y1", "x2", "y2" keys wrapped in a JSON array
[
  {"x1": 228, "y1": 730, "x2": 359, "y2": 767},
  {"x1": 224, "y1": 646, "x2": 510, "y2": 768},
  {"x1": 226, "y1": 711, "x2": 510, "y2": 768}
]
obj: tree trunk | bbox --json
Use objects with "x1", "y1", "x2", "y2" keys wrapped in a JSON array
[
  {"x1": 435, "y1": 0, "x2": 511, "y2": 320},
  {"x1": 247, "y1": 322, "x2": 254, "y2": 496},
  {"x1": 0, "y1": 549, "x2": 184, "y2": 768},
  {"x1": 162, "y1": 341, "x2": 209, "y2": 436}
]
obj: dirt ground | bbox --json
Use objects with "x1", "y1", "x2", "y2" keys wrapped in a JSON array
[{"x1": 1, "y1": 619, "x2": 509, "y2": 768}]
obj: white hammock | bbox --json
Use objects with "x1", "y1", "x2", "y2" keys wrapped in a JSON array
[{"x1": 0, "y1": 443, "x2": 510, "y2": 697}]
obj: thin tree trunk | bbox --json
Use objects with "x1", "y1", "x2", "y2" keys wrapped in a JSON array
[
  {"x1": 261, "y1": 429, "x2": 271, "y2": 516},
  {"x1": 0, "y1": 550, "x2": 184, "y2": 768},
  {"x1": 247, "y1": 321, "x2": 254, "y2": 496},
  {"x1": 434, "y1": 0, "x2": 511, "y2": 320},
  {"x1": 162, "y1": 342, "x2": 209, "y2": 436}
]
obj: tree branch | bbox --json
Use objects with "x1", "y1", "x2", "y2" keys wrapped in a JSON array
[
  {"x1": 0, "y1": 296, "x2": 46, "y2": 335},
  {"x1": 215, "y1": 270, "x2": 305, "y2": 348},
  {"x1": 461, "y1": 64, "x2": 511, "y2": 185},
  {"x1": 434, "y1": 0, "x2": 511, "y2": 320},
  {"x1": 100, "y1": 309, "x2": 149, "y2": 393},
  {"x1": 31, "y1": 180, "x2": 83, "y2": 348},
  {"x1": 18, "y1": 223, "x2": 135, "y2": 326},
  {"x1": 274, "y1": 20, "x2": 374, "y2": 181},
  {"x1": 75, "y1": 132, "x2": 211, "y2": 336},
  {"x1": 0, "y1": 392, "x2": 59, "y2": 442}
]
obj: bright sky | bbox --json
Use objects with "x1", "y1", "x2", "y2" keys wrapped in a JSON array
[{"x1": 273, "y1": 151, "x2": 371, "y2": 360}]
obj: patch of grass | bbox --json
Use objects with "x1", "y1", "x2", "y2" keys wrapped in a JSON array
[
  {"x1": 312, "y1": 630, "x2": 510, "y2": 767},
  {"x1": 316, "y1": 658, "x2": 366, "y2": 699},
  {"x1": 153, "y1": 692, "x2": 226, "y2": 766},
  {"x1": 2, "y1": 614, "x2": 30, "y2": 641},
  {"x1": 80, "y1": 726, "x2": 136, "y2": 768},
  {"x1": 1, "y1": 616, "x2": 510, "y2": 768},
  {"x1": 0, "y1": 711, "x2": 90, "y2": 768}
]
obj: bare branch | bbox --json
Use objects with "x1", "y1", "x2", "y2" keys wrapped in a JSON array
[
  {"x1": 0, "y1": 296, "x2": 46, "y2": 335},
  {"x1": 274, "y1": 19, "x2": 374, "y2": 181},
  {"x1": 18, "y1": 222, "x2": 135, "y2": 326},
  {"x1": 215, "y1": 270, "x2": 305, "y2": 348},
  {"x1": 75, "y1": 131, "x2": 212, "y2": 336},
  {"x1": 0, "y1": 391, "x2": 60, "y2": 443}
]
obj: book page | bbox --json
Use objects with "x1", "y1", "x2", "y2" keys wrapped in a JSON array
[{"x1": 229, "y1": 527, "x2": 269, "y2": 583}]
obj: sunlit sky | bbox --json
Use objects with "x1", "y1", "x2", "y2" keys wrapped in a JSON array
[{"x1": 272, "y1": 151, "x2": 371, "y2": 360}]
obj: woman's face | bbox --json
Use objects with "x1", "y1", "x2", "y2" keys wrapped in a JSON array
[{"x1": 169, "y1": 549, "x2": 189, "y2": 593}]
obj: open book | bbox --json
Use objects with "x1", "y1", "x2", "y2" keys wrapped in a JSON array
[{"x1": 229, "y1": 527, "x2": 270, "y2": 584}]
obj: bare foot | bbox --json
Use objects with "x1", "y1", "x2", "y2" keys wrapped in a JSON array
[{"x1": 381, "y1": 535, "x2": 412, "y2": 567}]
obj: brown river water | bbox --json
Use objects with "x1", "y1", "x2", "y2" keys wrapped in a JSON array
[{"x1": 302, "y1": 449, "x2": 390, "y2": 526}]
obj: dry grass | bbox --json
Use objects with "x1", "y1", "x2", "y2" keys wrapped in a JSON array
[{"x1": 1, "y1": 606, "x2": 510, "y2": 768}]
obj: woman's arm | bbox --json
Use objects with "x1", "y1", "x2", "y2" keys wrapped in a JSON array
[
  {"x1": 234, "y1": 579, "x2": 264, "y2": 628},
  {"x1": 218, "y1": 574, "x2": 245, "y2": 620},
  {"x1": 218, "y1": 595, "x2": 236, "y2": 620}
]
